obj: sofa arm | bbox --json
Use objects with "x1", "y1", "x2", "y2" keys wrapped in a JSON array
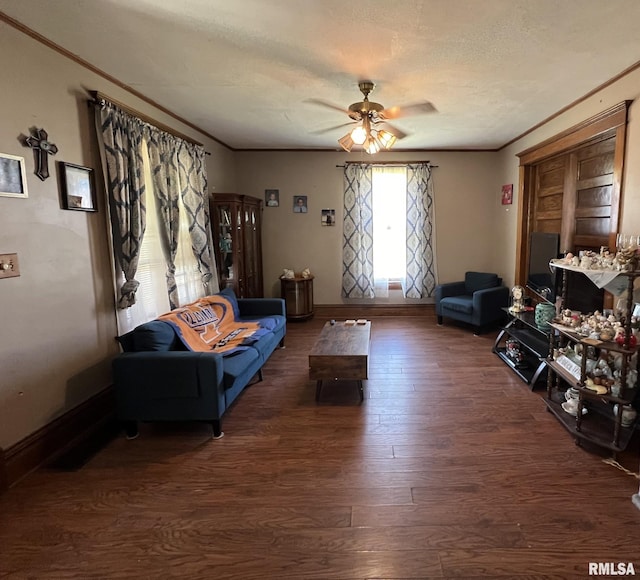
[
  {"x1": 238, "y1": 298, "x2": 286, "y2": 317},
  {"x1": 113, "y1": 351, "x2": 226, "y2": 422},
  {"x1": 472, "y1": 286, "x2": 510, "y2": 326}
]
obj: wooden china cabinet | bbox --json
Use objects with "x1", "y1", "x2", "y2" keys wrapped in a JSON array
[{"x1": 210, "y1": 193, "x2": 264, "y2": 298}]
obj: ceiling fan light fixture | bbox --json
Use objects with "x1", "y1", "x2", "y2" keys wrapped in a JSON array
[
  {"x1": 364, "y1": 136, "x2": 380, "y2": 155},
  {"x1": 375, "y1": 129, "x2": 397, "y2": 149},
  {"x1": 350, "y1": 124, "x2": 367, "y2": 145},
  {"x1": 338, "y1": 133, "x2": 354, "y2": 152}
]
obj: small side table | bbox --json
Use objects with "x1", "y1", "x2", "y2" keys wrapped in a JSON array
[{"x1": 280, "y1": 276, "x2": 314, "y2": 321}]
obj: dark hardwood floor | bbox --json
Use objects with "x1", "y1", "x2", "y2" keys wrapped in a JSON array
[{"x1": 1, "y1": 310, "x2": 639, "y2": 579}]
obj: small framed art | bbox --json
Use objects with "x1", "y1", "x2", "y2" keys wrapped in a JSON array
[
  {"x1": 321, "y1": 208, "x2": 335, "y2": 226},
  {"x1": 0, "y1": 153, "x2": 28, "y2": 199},
  {"x1": 60, "y1": 162, "x2": 97, "y2": 212},
  {"x1": 293, "y1": 195, "x2": 307, "y2": 213},
  {"x1": 501, "y1": 184, "x2": 513, "y2": 205},
  {"x1": 265, "y1": 189, "x2": 279, "y2": 207}
]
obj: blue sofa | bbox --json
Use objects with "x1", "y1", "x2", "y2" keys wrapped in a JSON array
[
  {"x1": 112, "y1": 290, "x2": 286, "y2": 439},
  {"x1": 435, "y1": 271, "x2": 509, "y2": 334}
]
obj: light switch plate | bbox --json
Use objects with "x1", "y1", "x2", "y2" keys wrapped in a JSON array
[{"x1": 0, "y1": 253, "x2": 20, "y2": 279}]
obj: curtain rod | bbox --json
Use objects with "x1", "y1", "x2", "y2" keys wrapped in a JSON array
[
  {"x1": 336, "y1": 161, "x2": 438, "y2": 167},
  {"x1": 89, "y1": 90, "x2": 210, "y2": 154}
]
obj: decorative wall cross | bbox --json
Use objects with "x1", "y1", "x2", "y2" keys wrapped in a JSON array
[{"x1": 24, "y1": 128, "x2": 58, "y2": 181}]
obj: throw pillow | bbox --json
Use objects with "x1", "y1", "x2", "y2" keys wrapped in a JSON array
[
  {"x1": 219, "y1": 287, "x2": 240, "y2": 319},
  {"x1": 133, "y1": 320, "x2": 179, "y2": 351}
]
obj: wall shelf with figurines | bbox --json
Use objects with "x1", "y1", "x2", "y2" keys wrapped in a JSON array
[{"x1": 544, "y1": 243, "x2": 640, "y2": 454}]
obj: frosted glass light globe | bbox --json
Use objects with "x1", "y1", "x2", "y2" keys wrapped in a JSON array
[{"x1": 350, "y1": 125, "x2": 367, "y2": 145}]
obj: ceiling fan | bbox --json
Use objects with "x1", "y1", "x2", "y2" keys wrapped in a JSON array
[{"x1": 308, "y1": 81, "x2": 436, "y2": 153}]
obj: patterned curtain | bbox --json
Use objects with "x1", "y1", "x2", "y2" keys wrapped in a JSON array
[
  {"x1": 95, "y1": 101, "x2": 146, "y2": 309},
  {"x1": 146, "y1": 129, "x2": 181, "y2": 309},
  {"x1": 177, "y1": 142, "x2": 219, "y2": 295},
  {"x1": 342, "y1": 163, "x2": 375, "y2": 298},
  {"x1": 404, "y1": 163, "x2": 436, "y2": 298}
]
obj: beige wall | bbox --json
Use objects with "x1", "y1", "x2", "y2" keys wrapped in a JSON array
[
  {"x1": 495, "y1": 70, "x2": 640, "y2": 287},
  {"x1": 0, "y1": 22, "x2": 235, "y2": 449},
  {"x1": 235, "y1": 150, "x2": 503, "y2": 304}
]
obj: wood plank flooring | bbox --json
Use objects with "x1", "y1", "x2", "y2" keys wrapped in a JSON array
[{"x1": 1, "y1": 311, "x2": 640, "y2": 579}]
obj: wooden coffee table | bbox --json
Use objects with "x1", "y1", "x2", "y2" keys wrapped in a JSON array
[{"x1": 309, "y1": 321, "x2": 371, "y2": 402}]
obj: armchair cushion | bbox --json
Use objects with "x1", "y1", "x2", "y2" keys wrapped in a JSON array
[
  {"x1": 465, "y1": 272, "x2": 500, "y2": 294},
  {"x1": 440, "y1": 295, "x2": 473, "y2": 315}
]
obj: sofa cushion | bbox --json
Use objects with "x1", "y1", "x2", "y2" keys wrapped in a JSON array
[
  {"x1": 440, "y1": 295, "x2": 474, "y2": 315},
  {"x1": 238, "y1": 314, "x2": 286, "y2": 335},
  {"x1": 465, "y1": 272, "x2": 499, "y2": 294},
  {"x1": 133, "y1": 320, "x2": 180, "y2": 351},
  {"x1": 219, "y1": 287, "x2": 241, "y2": 319},
  {"x1": 221, "y1": 348, "x2": 261, "y2": 389}
]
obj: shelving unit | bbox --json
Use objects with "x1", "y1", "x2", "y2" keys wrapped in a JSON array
[
  {"x1": 492, "y1": 309, "x2": 549, "y2": 389},
  {"x1": 543, "y1": 261, "x2": 639, "y2": 454}
]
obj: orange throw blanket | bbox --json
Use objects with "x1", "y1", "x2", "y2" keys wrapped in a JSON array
[{"x1": 158, "y1": 295, "x2": 264, "y2": 354}]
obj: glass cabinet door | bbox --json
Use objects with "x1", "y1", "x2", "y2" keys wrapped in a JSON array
[
  {"x1": 211, "y1": 194, "x2": 263, "y2": 298},
  {"x1": 217, "y1": 204, "x2": 234, "y2": 287}
]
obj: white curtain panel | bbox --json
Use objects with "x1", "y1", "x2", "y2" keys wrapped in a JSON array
[
  {"x1": 404, "y1": 163, "x2": 437, "y2": 298},
  {"x1": 177, "y1": 143, "x2": 218, "y2": 296},
  {"x1": 146, "y1": 130, "x2": 181, "y2": 309},
  {"x1": 342, "y1": 164, "x2": 375, "y2": 298},
  {"x1": 95, "y1": 100, "x2": 146, "y2": 309}
]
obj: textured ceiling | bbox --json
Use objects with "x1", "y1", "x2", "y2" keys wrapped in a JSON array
[{"x1": 2, "y1": 0, "x2": 640, "y2": 151}]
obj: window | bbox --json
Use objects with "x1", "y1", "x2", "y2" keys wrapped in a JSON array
[
  {"x1": 372, "y1": 166, "x2": 407, "y2": 289},
  {"x1": 115, "y1": 142, "x2": 206, "y2": 333}
]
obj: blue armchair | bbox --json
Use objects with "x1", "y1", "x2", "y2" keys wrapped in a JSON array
[{"x1": 435, "y1": 271, "x2": 509, "y2": 334}]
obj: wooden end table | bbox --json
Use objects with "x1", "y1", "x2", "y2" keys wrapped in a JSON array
[{"x1": 308, "y1": 321, "x2": 371, "y2": 402}]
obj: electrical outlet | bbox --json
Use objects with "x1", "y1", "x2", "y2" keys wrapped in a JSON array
[{"x1": 0, "y1": 253, "x2": 20, "y2": 279}]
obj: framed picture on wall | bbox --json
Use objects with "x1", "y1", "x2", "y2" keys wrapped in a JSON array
[
  {"x1": 60, "y1": 162, "x2": 97, "y2": 212},
  {"x1": 0, "y1": 153, "x2": 28, "y2": 199},
  {"x1": 293, "y1": 195, "x2": 307, "y2": 213},
  {"x1": 501, "y1": 184, "x2": 513, "y2": 205},
  {"x1": 321, "y1": 208, "x2": 335, "y2": 226},
  {"x1": 265, "y1": 189, "x2": 279, "y2": 207}
]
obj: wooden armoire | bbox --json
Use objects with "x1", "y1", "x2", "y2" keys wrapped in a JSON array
[
  {"x1": 516, "y1": 102, "x2": 630, "y2": 310},
  {"x1": 210, "y1": 193, "x2": 264, "y2": 298}
]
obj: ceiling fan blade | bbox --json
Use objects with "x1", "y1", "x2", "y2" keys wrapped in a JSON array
[
  {"x1": 311, "y1": 121, "x2": 356, "y2": 135},
  {"x1": 304, "y1": 98, "x2": 351, "y2": 115},
  {"x1": 380, "y1": 101, "x2": 436, "y2": 120}
]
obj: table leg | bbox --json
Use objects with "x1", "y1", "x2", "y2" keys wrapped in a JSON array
[
  {"x1": 358, "y1": 380, "x2": 364, "y2": 402},
  {"x1": 315, "y1": 380, "x2": 323, "y2": 402}
]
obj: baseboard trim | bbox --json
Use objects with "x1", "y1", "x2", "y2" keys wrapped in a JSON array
[
  {"x1": 1, "y1": 386, "x2": 116, "y2": 492},
  {"x1": 314, "y1": 303, "x2": 435, "y2": 318}
]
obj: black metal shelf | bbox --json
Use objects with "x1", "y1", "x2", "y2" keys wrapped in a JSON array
[{"x1": 493, "y1": 310, "x2": 549, "y2": 389}]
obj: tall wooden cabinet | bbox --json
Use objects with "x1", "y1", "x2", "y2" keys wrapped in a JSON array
[
  {"x1": 210, "y1": 193, "x2": 263, "y2": 298},
  {"x1": 516, "y1": 102, "x2": 630, "y2": 311}
]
